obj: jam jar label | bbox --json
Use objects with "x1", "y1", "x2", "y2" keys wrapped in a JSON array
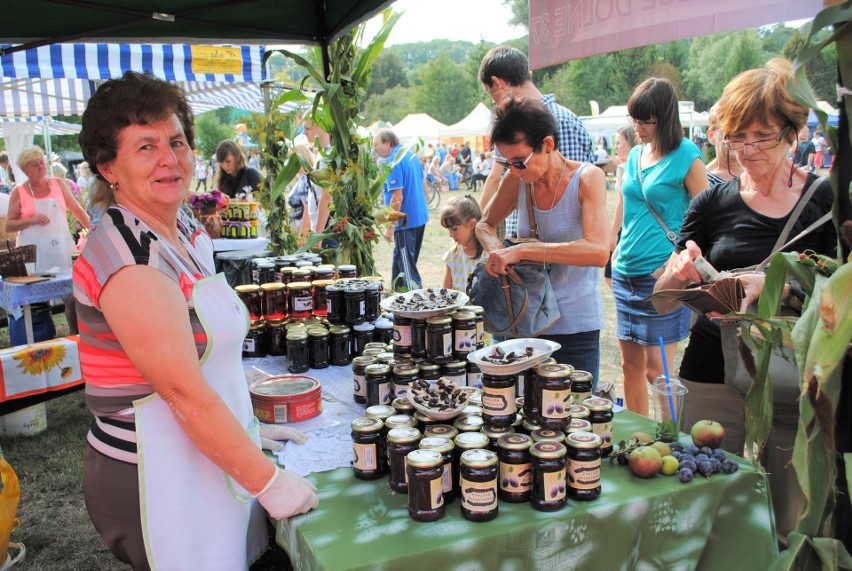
[
  {"x1": 354, "y1": 374, "x2": 366, "y2": 397},
  {"x1": 541, "y1": 389, "x2": 572, "y2": 419},
  {"x1": 393, "y1": 383, "x2": 409, "y2": 398},
  {"x1": 567, "y1": 459, "x2": 600, "y2": 490},
  {"x1": 379, "y1": 383, "x2": 392, "y2": 405},
  {"x1": 353, "y1": 442, "x2": 378, "y2": 470},
  {"x1": 542, "y1": 468, "x2": 567, "y2": 501},
  {"x1": 454, "y1": 329, "x2": 476, "y2": 353},
  {"x1": 482, "y1": 386, "x2": 516, "y2": 416},
  {"x1": 393, "y1": 324, "x2": 412, "y2": 346},
  {"x1": 467, "y1": 371, "x2": 483, "y2": 389},
  {"x1": 572, "y1": 390, "x2": 592, "y2": 404},
  {"x1": 592, "y1": 422, "x2": 613, "y2": 449},
  {"x1": 443, "y1": 371, "x2": 465, "y2": 386},
  {"x1": 294, "y1": 295, "x2": 313, "y2": 312},
  {"x1": 441, "y1": 464, "x2": 452, "y2": 494},
  {"x1": 430, "y1": 474, "x2": 444, "y2": 509},
  {"x1": 460, "y1": 477, "x2": 497, "y2": 512},
  {"x1": 499, "y1": 462, "x2": 531, "y2": 492},
  {"x1": 243, "y1": 338, "x2": 256, "y2": 353}
]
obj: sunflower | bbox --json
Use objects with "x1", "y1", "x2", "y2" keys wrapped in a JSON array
[{"x1": 12, "y1": 344, "x2": 66, "y2": 376}]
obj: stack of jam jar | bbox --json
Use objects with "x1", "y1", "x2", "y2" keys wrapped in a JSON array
[{"x1": 220, "y1": 200, "x2": 261, "y2": 239}]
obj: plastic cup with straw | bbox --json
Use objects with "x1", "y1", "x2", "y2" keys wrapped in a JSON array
[{"x1": 658, "y1": 336, "x2": 677, "y2": 426}]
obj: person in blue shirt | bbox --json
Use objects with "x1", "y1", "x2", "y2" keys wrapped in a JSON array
[{"x1": 373, "y1": 128, "x2": 429, "y2": 290}]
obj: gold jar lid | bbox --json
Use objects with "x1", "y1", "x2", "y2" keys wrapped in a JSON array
[
  {"x1": 286, "y1": 322, "x2": 307, "y2": 330},
  {"x1": 413, "y1": 410, "x2": 438, "y2": 424},
  {"x1": 522, "y1": 418, "x2": 541, "y2": 433},
  {"x1": 569, "y1": 370, "x2": 593, "y2": 383},
  {"x1": 425, "y1": 316, "x2": 452, "y2": 326},
  {"x1": 385, "y1": 414, "x2": 417, "y2": 430},
  {"x1": 393, "y1": 364, "x2": 419, "y2": 377},
  {"x1": 451, "y1": 310, "x2": 475, "y2": 322},
  {"x1": 364, "y1": 363, "x2": 391, "y2": 376},
  {"x1": 530, "y1": 441, "x2": 567, "y2": 459},
  {"x1": 566, "y1": 431, "x2": 602, "y2": 449},
  {"x1": 307, "y1": 328, "x2": 329, "y2": 338},
  {"x1": 361, "y1": 348, "x2": 384, "y2": 357},
  {"x1": 267, "y1": 319, "x2": 285, "y2": 328},
  {"x1": 454, "y1": 431, "x2": 489, "y2": 450},
  {"x1": 312, "y1": 279, "x2": 335, "y2": 288},
  {"x1": 453, "y1": 414, "x2": 485, "y2": 432},
  {"x1": 531, "y1": 428, "x2": 566, "y2": 444},
  {"x1": 351, "y1": 417, "x2": 383, "y2": 433},
  {"x1": 461, "y1": 304, "x2": 484, "y2": 316},
  {"x1": 376, "y1": 351, "x2": 395, "y2": 363},
  {"x1": 481, "y1": 424, "x2": 514, "y2": 441},
  {"x1": 567, "y1": 419, "x2": 593, "y2": 434},
  {"x1": 260, "y1": 282, "x2": 286, "y2": 291},
  {"x1": 405, "y1": 448, "x2": 442, "y2": 469},
  {"x1": 392, "y1": 397, "x2": 414, "y2": 413},
  {"x1": 419, "y1": 436, "x2": 454, "y2": 454},
  {"x1": 443, "y1": 360, "x2": 466, "y2": 371},
  {"x1": 536, "y1": 363, "x2": 573, "y2": 379},
  {"x1": 583, "y1": 397, "x2": 613, "y2": 412},
  {"x1": 248, "y1": 321, "x2": 265, "y2": 331},
  {"x1": 234, "y1": 284, "x2": 261, "y2": 293},
  {"x1": 352, "y1": 356, "x2": 378, "y2": 367},
  {"x1": 497, "y1": 433, "x2": 532, "y2": 451},
  {"x1": 387, "y1": 427, "x2": 421, "y2": 444},
  {"x1": 364, "y1": 342, "x2": 387, "y2": 350},
  {"x1": 365, "y1": 404, "x2": 395, "y2": 419},
  {"x1": 460, "y1": 448, "x2": 498, "y2": 468},
  {"x1": 419, "y1": 363, "x2": 440, "y2": 373},
  {"x1": 423, "y1": 424, "x2": 459, "y2": 441},
  {"x1": 286, "y1": 331, "x2": 308, "y2": 341},
  {"x1": 329, "y1": 325, "x2": 351, "y2": 335},
  {"x1": 461, "y1": 404, "x2": 483, "y2": 416},
  {"x1": 287, "y1": 281, "x2": 313, "y2": 290},
  {"x1": 567, "y1": 404, "x2": 590, "y2": 419},
  {"x1": 292, "y1": 268, "x2": 313, "y2": 278}
]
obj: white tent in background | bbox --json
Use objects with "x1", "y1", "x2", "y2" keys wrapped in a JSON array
[
  {"x1": 391, "y1": 113, "x2": 448, "y2": 142},
  {"x1": 439, "y1": 103, "x2": 493, "y2": 138},
  {"x1": 580, "y1": 102, "x2": 709, "y2": 139}
]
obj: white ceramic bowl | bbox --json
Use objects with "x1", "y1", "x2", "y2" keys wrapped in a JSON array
[
  {"x1": 467, "y1": 338, "x2": 561, "y2": 376},
  {"x1": 408, "y1": 380, "x2": 469, "y2": 421},
  {"x1": 379, "y1": 288, "x2": 469, "y2": 318}
]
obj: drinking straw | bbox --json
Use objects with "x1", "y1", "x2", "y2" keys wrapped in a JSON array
[{"x1": 658, "y1": 336, "x2": 677, "y2": 424}]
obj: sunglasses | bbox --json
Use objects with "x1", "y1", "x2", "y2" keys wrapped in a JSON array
[{"x1": 494, "y1": 138, "x2": 545, "y2": 170}]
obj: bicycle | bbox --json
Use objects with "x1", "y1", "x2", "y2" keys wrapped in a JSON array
[{"x1": 426, "y1": 178, "x2": 442, "y2": 210}]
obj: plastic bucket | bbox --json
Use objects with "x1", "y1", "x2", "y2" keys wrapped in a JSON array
[
  {"x1": 0, "y1": 543, "x2": 26, "y2": 569},
  {"x1": 0, "y1": 404, "x2": 47, "y2": 437}
]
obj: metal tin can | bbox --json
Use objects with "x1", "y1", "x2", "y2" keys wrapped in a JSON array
[{"x1": 249, "y1": 375, "x2": 322, "y2": 424}]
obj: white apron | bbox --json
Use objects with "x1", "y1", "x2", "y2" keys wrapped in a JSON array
[
  {"x1": 135, "y1": 261, "x2": 268, "y2": 570},
  {"x1": 16, "y1": 185, "x2": 75, "y2": 272}
]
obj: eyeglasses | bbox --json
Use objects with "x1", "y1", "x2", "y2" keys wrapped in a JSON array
[
  {"x1": 723, "y1": 126, "x2": 791, "y2": 152},
  {"x1": 494, "y1": 139, "x2": 544, "y2": 170},
  {"x1": 627, "y1": 116, "x2": 656, "y2": 126}
]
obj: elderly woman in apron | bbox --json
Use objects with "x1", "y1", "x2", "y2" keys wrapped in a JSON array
[
  {"x1": 5, "y1": 145, "x2": 90, "y2": 337},
  {"x1": 75, "y1": 72, "x2": 318, "y2": 571}
]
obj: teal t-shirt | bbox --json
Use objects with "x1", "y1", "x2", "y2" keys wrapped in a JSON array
[{"x1": 614, "y1": 139, "x2": 702, "y2": 276}]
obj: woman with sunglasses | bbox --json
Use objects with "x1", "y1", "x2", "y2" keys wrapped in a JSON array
[
  {"x1": 611, "y1": 78, "x2": 709, "y2": 417},
  {"x1": 652, "y1": 59, "x2": 835, "y2": 541},
  {"x1": 476, "y1": 96, "x2": 609, "y2": 386}
]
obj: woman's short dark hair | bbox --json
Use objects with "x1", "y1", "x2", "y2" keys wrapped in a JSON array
[
  {"x1": 627, "y1": 78, "x2": 682, "y2": 155},
  {"x1": 490, "y1": 96, "x2": 558, "y2": 151}
]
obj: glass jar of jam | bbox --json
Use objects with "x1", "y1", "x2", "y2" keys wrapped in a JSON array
[
  {"x1": 460, "y1": 449, "x2": 499, "y2": 522},
  {"x1": 255, "y1": 261, "x2": 276, "y2": 285},
  {"x1": 235, "y1": 284, "x2": 262, "y2": 322},
  {"x1": 583, "y1": 397, "x2": 614, "y2": 457},
  {"x1": 287, "y1": 282, "x2": 313, "y2": 320},
  {"x1": 374, "y1": 318, "x2": 394, "y2": 345},
  {"x1": 365, "y1": 404, "x2": 396, "y2": 423},
  {"x1": 384, "y1": 414, "x2": 417, "y2": 433},
  {"x1": 461, "y1": 305, "x2": 485, "y2": 346},
  {"x1": 531, "y1": 428, "x2": 566, "y2": 444},
  {"x1": 278, "y1": 265, "x2": 295, "y2": 285},
  {"x1": 365, "y1": 363, "x2": 392, "y2": 407},
  {"x1": 565, "y1": 431, "x2": 602, "y2": 501},
  {"x1": 418, "y1": 363, "x2": 441, "y2": 385},
  {"x1": 466, "y1": 361, "x2": 483, "y2": 389},
  {"x1": 325, "y1": 283, "x2": 345, "y2": 325},
  {"x1": 260, "y1": 283, "x2": 287, "y2": 321},
  {"x1": 530, "y1": 441, "x2": 567, "y2": 512},
  {"x1": 392, "y1": 364, "x2": 419, "y2": 399},
  {"x1": 405, "y1": 449, "x2": 445, "y2": 522},
  {"x1": 308, "y1": 328, "x2": 329, "y2": 369},
  {"x1": 441, "y1": 361, "x2": 467, "y2": 387},
  {"x1": 392, "y1": 314, "x2": 412, "y2": 356},
  {"x1": 344, "y1": 286, "x2": 366, "y2": 326},
  {"x1": 351, "y1": 417, "x2": 385, "y2": 480},
  {"x1": 570, "y1": 370, "x2": 594, "y2": 405},
  {"x1": 535, "y1": 363, "x2": 573, "y2": 431},
  {"x1": 286, "y1": 332, "x2": 309, "y2": 374},
  {"x1": 410, "y1": 318, "x2": 427, "y2": 359},
  {"x1": 337, "y1": 264, "x2": 357, "y2": 279},
  {"x1": 293, "y1": 267, "x2": 313, "y2": 283},
  {"x1": 311, "y1": 279, "x2": 333, "y2": 317},
  {"x1": 481, "y1": 373, "x2": 517, "y2": 429},
  {"x1": 453, "y1": 414, "x2": 486, "y2": 434},
  {"x1": 352, "y1": 356, "x2": 376, "y2": 405},
  {"x1": 329, "y1": 325, "x2": 352, "y2": 367},
  {"x1": 567, "y1": 418, "x2": 593, "y2": 435},
  {"x1": 266, "y1": 319, "x2": 286, "y2": 356},
  {"x1": 451, "y1": 311, "x2": 477, "y2": 360},
  {"x1": 423, "y1": 424, "x2": 459, "y2": 441},
  {"x1": 352, "y1": 322, "x2": 375, "y2": 356},
  {"x1": 525, "y1": 359, "x2": 562, "y2": 419},
  {"x1": 497, "y1": 433, "x2": 533, "y2": 503},
  {"x1": 313, "y1": 265, "x2": 335, "y2": 281},
  {"x1": 425, "y1": 316, "x2": 453, "y2": 364},
  {"x1": 364, "y1": 282, "x2": 382, "y2": 322},
  {"x1": 419, "y1": 436, "x2": 456, "y2": 504},
  {"x1": 452, "y1": 431, "x2": 489, "y2": 491},
  {"x1": 243, "y1": 321, "x2": 267, "y2": 358},
  {"x1": 392, "y1": 396, "x2": 415, "y2": 415},
  {"x1": 387, "y1": 427, "x2": 421, "y2": 493},
  {"x1": 481, "y1": 424, "x2": 514, "y2": 451}
]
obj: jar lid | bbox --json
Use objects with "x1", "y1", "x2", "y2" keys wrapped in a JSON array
[
  {"x1": 567, "y1": 419, "x2": 593, "y2": 433},
  {"x1": 249, "y1": 321, "x2": 265, "y2": 330},
  {"x1": 352, "y1": 356, "x2": 378, "y2": 367},
  {"x1": 442, "y1": 360, "x2": 466, "y2": 371},
  {"x1": 392, "y1": 397, "x2": 414, "y2": 412},
  {"x1": 387, "y1": 426, "x2": 421, "y2": 444},
  {"x1": 294, "y1": 261, "x2": 313, "y2": 267},
  {"x1": 451, "y1": 310, "x2": 475, "y2": 321},
  {"x1": 373, "y1": 319, "x2": 393, "y2": 329},
  {"x1": 461, "y1": 404, "x2": 483, "y2": 416},
  {"x1": 362, "y1": 348, "x2": 384, "y2": 357},
  {"x1": 286, "y1": 331, "x2": 308, "y2": 340},
  {"x1": 326, "y1": 282, "x2": 344, "y2": 292},
  {"x1": 351, "y1": 417, "x2": 383, "y2": 433},
  {"x1": 376, "y1": 352, "x2": 395, "y2": 363},
  {"x1": 530, "y1": 441, "x2": 567, "y2": 459},
  {"x1": 364, "y1": 342, "x2": 387, "y2": 350},
  {"x1": 260, "y1": 282, "x2": 286, "y2": 291},
  {"x1": 497, "y1": 433, "x2": 532, "y2": 450},
  {"x1": 345, "y1": 285, "x2": 366, "y2": 294},
  {"x1": 583, "y1": 397, "x2": 613, "y2": 412},
  {"x1": 569, "y1": 370, "x2": 593, "y2": 383},
  {"x1": 288, "y1": 281, "x2": 312, "y2": 290},
  {"x1": 418, "y1": 363, "x2": 440, "y2": 372},
  {"x1": 536, "y1": 363, "x2": 573, "y2": 379},
  {"x1": 423, "y1": 424, "x2": 458, "y2": 441},
  {"x1": 365, "y1": 404, "x2": 395, "y2": 419},
  {"x1": 385, "y1": 414, "x2": 417, "y2": 429},
  {"x1": 426, "y1": 316, "x2": 452, "y2": 325},
  {"x1": 419, "y1": 436, "x2": 454, "y2": 453},
  {"x1": 405, "y1": 448, "x2": 442, "y2": 468},
  {"x1": 453, "y1": 431, "x2": 489, "y2": 450},
  {"x1": 338, "y1": 264, "x2": 356, "y2": 271},
  {"x1": 515, "y1": 396, "x2": 524, "y2": 409},
  {"x1": 413, "y1": 410, "x2": 437, "y2": 423},
  {"x1": 307, "y1": 329, "x2": 329, "y2": 338},
  {"x1": 286, "y1": 322, "x2": 307, "y2": 330},
  {"x1": 461, "y1": 304, "x2": 484, "y2": 315},
  {"x1": 522, "y1": 418, "x2": 541, "y2": 432},
  {"x1": 293, "y1": 268, "x2": 314, "y2": 276},
  {"x1": 280, "y1": 266, "x2": 296, "y2": 273},
  {"x1": 364, "y1": 363, "x2": 391, "y2": 376},
  {"x1": 453, "y1": 414, "x2": 485, "y2": 432},
  {"x1": 234, "y1": 284, "x2": 261, "y2": 293},
  {"x1": 267, "y1": 319, "x2": 285, "y2": 328},
  {"x1": 393, "y1": 364, "x2": 419, "y2": 377},
  {"x1": 460, "y1": 448, "x2": 497, "y2": 468},
  {"x1": 566, "y1": 404, "x2": 590, "y2": 419},
  {"x1": 329, "y1": 325, "x2": 351, "y2": 335},
  {"x1": 481, "y1": 424, "x2": 514, "y2": 440},
  {"x1": 353, "y1": 323, "x2": 376, "y2": 332},
  {"x1": 566, "y1": 431, "x2": 603, "y2": 449},
  {"x1": 531, "y1": 428, "x2": 566, "y2": 443},
  {"x1": 312, "y1": 279, "x2": 335, "y2": 287}
]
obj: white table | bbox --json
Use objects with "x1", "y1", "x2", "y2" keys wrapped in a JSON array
[
  {"x1": 212, "y1": 237, "x2": 269, "y2": 252},
  {"x1": 0, "y1": 274, "x2": 73, "y2": 345}
]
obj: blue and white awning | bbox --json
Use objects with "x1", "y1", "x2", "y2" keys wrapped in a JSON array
[
  {"x1": 0, "y1": 116, "x2": 82, "y2": 136},
  {"x1": 1, "y1": 77, "x2": 95, "y2": 117}
]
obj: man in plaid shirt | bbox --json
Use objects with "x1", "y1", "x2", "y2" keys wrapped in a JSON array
[{"x1": 477, "y1": 46, "x2": 595, "y2": 238}]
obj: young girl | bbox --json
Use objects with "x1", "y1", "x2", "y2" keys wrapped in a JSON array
[{"x1": 441, "y1": 195, "x2": 485, "y2": 290}]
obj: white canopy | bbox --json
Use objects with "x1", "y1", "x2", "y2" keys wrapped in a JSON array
[
  {"x1": 439, "y1": 103, "x2": 493, "y2": 138},
  {"x1": 391, "y1": 113, "x2": 448, "y2": 142},
  {"x1": 580, "y1": 103, "x2": 709, "y2": 138}
]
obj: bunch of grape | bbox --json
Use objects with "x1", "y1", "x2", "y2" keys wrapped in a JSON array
[{"x1": 668, "y1": 442, "x2": 739, "y2": 483}]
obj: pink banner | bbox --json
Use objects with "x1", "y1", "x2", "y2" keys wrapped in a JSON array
[{"x1": 529, "y1": 0, "x2": 825, "y2": 69}]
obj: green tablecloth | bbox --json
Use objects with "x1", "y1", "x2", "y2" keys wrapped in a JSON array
[{"x1": 274, "y1": 411, "x2": 778, "y2": 570}]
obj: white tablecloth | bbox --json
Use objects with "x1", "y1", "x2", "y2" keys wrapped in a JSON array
[
  {"x1": 0, "y1": 275, "x2": 74, "y2": 320},
  {"x1": 213, "y1": 238, "x2": 269, "y2": 252}
]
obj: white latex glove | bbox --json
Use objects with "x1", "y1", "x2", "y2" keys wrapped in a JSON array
[
  {"x1": 259, "y1": 424, "x2": 309, "y2": 452},
  {"x1": 255, "y1": 467, "x2": 319, "y2": 519}
]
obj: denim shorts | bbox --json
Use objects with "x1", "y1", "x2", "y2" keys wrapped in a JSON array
[{"x1": 612, "y1": 270, "x2": 690, "y2": 346}]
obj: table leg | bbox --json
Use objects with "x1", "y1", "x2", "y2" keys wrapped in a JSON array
[{"x1": 23, "y1": 303, "x2": 34, "y2": 345}]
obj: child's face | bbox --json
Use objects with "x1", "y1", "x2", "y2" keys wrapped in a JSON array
[{"x1": 447, "y1": 218, "x2": 477, "y2": 247}]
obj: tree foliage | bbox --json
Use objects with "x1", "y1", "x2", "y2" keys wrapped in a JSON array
[
  {"x1": 195, "y1": 112, "x2": 234, "y2": 159},
  {"x1": 410, "y1": 52, "x2": 480, "y2": 124}
]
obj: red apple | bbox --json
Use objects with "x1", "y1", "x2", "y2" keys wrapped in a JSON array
[
  {"x1": 690, "y1": 420, "x2": 726, "y2": 449},
  {"x1": 628, "y1": 446, "x2": 662, "y2": 478}
]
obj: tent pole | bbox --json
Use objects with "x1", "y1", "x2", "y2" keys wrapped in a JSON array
[
  {"x1": 321, "y1": 41, "x2": 331, "y2": 81},
  {"x1": 43, "y1": 117, "x2": 53, "y2": 169}
]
